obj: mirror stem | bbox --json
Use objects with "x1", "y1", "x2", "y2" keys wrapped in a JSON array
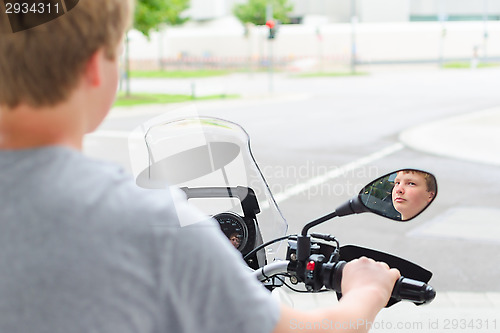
[
  {"x1": 335, "y1": 196, "x2": 368, "y2": 217},
  {"x1": 301, "y1": 196, "x2": 368, "y2": 236},
  {"x1": 301, "y1": 211, "x2": 338, "y2": 236}
]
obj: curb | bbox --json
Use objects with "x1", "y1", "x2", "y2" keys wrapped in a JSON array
[{"x1": 400, "y1": 107, "x2": 500, "y2": 166}]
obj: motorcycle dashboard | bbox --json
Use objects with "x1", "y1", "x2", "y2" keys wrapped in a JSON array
[
  {"x1": 213, "y1": 211, "x2": 261, "y2": 258},
  {"x1": 214, "y1": 212, "x2": 248, "y2": 250}
]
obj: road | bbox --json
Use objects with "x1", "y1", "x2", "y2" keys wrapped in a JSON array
[{"x1": 85, "y1": 65, "x2": 500, "y2": 294}]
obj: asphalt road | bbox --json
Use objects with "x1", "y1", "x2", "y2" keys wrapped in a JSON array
[{"x1": 85, "y1": 65, "x2": 500, "y2": 293}]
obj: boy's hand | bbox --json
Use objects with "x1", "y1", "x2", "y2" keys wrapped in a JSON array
[{"x1": 341, "y1": 256, "x2": 401, "y2": 309}]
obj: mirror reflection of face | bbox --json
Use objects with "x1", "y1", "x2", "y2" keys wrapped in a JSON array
[
  {"x1": 392, "y1": 171, "x2": 436, "y2": 220},
  {"x1": 229, "y1": 233, "x2": 241, "y2": 249}
]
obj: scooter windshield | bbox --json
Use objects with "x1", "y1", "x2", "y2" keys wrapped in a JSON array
[{"x1": 135, "y1": 117, "x2": 288, "y2": 264}]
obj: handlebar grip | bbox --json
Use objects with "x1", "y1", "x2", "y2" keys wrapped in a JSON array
[
  {"x1": 391, "y1": 276, "x2": 436, "y2": 305},
  {"x1": 325, "y1": 261, "x2": 436, "y2": 306}
]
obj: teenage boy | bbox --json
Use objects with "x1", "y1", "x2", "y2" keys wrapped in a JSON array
[{"x1": 0, "y1": 1, "x2": 400, "y2": 332}]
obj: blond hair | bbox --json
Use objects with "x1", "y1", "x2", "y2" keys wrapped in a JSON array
[
  {"x1": 400, "y1": 170, "x2": 437, "y2": 193},
  {"x1": 0, "y1": 0, "x2": 134, "y2": 108}
]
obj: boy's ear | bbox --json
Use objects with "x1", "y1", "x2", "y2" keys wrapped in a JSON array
[{"x1": 84, "y1": 50, "x2": 103, "y2": 87}]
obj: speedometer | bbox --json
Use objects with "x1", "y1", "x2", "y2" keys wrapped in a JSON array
[{"x1": 213, "y1": 212, "x2": 248, "y2": 251}]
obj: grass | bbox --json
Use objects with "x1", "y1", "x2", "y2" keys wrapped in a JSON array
[
  {"x1": 442, "y1": 62, "x2": 500, "y2": 69},
  {"x1": 113, "y1": 92, "x2": 238, "y2": 107},
  {"x1": 129, "y1": 69, "x2": 232, "y2": 79},
  {"x1": 294, "y1": 71, "x2": 370, "y2": 78}
]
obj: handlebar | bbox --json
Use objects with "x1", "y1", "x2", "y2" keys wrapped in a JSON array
[
  {"x1": 391, "y1": 276, "x2": 436, "y2": 304},
  {"x1": 324, "y1": 261, "x2": 436, "y2": 305},
  {"x1": 252, "y1": 261, "x2": 290, "y2": 282},
  {"x1": 252, "y1": 259, "x2": 436, "y2": 306}
]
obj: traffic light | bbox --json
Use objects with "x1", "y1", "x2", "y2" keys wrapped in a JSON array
[{"x1": 266, "y1": 20, "x2": 277, "y2": 39}]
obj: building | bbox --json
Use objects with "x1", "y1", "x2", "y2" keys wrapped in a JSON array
[
  {"x1": 127, "y1": 0, "x2": 500, "y2": 71},
  {"x1": 187, "y1": 0, "x2": 500, "y2": 23}
]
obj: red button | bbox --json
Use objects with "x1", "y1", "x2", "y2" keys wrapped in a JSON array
[{"x1": 306, "y1": 261, "x2": 315, "y2": 271}]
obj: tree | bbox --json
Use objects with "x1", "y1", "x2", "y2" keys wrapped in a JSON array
[
  {"x1": 123, "y1": 0, "x2": 189, "y2": 96},
  {"x1": 233, "y1": 0, "x2": 294, "y2": 26},
  {"x1": 135, "y1": 0, "x2": 189, "y2": 37}
]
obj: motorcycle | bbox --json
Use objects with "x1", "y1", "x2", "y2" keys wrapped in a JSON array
[{"x1": 133, "y1": 116, "x2": 437, "y2": 308}]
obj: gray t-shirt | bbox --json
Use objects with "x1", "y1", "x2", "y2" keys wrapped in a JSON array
[{"x1": 0, "y1": 147, "x2": 280, "y2": 333}]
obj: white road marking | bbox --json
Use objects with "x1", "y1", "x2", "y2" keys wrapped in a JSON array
[
  {"x1": 272, "y1": 143, "x2": 405, "y2": 204},
  {"x1": 86, "y1": 131, "x2": 404, "y2": 206}
]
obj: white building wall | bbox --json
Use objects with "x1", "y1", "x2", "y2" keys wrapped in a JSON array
[
  {"x1": 410, "y1": 0, "x2": 500, "y2": 17},
  {"x1": 127, "y1": 0, "x2": 500, "y2": 70},
  {"x1": 187, "y1": 0, "x2": 500, "y2": 23},
  {"x1": 128, "y1": 21, "x2": 500, "y2": 69},
  {"x1": 189, "y1": 0, "x2": 227, "y2": 20},
  {"x1": 359, "y1": 0, "x2": 410, "y2": 22}
]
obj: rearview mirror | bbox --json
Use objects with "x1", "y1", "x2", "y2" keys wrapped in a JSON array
[{"x1": 359, "y1": 169, "x2": 437, "y2": 221}]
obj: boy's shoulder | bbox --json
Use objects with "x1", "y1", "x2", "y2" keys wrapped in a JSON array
[{"x1": 1, "y1": 146, "x2": 174, "y2": 221}]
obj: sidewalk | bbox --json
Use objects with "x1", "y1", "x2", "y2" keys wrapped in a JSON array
[
  {"x1": 400, "y1": 107, "x2": 500, "y2": 167},
  {"x1": 278, "y1": 288, "x2": 500, "y2": 332}
]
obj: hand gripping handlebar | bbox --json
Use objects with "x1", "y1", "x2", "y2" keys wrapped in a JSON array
[{"x1": 323, "y1": 261, "x2": 436, "y2": 306}]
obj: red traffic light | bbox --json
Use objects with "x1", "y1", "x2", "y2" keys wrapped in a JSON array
[{"x1": 265, "y1": 20, "x2": 275, "y2": 29}]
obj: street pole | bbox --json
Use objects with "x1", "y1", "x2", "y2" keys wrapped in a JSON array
[
  {"x1": 158, "y1": 24, "x2": 166, "y2": 71},
  {"x1": 269, "y1": 37, "x2": 274, "y2": 93},
  {"x1": 245, "y1": 23, "x2": 253, "y2": 76},
  {"x1": 483, "y1": 0, "x2": 489, "y2": 63},
  {"x1": 317, "y1": 27, "x2": 324, "y2": 73},
  {"x1": 438, "y1": 0, "x2": 447, "y2": 68},
  {"x1": 267, "y1": 4, "x2": 274, "y2": 93},
  {"x1": 125, "y1": 32, "x2": 131, "y2": 97},
  {"x1": 350, "y1": 0, "x2": 357, "y2": 74}
]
